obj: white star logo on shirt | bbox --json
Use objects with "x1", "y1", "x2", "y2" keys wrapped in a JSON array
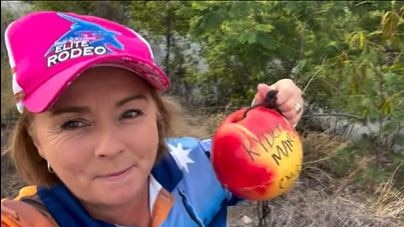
[{"x1": 168, "y1": 143, "x2": 194, "y2": 173}]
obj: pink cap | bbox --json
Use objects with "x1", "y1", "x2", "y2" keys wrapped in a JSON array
[{"x1": 5, "y1": 11, "x2": 170, "y2": 113}]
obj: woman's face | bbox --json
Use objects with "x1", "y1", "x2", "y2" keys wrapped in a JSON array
[{"x1": 31, "y1": 67, "x2": 159, "y2": 206}]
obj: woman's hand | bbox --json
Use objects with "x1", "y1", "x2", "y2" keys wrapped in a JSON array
[{"x1": 252, "y1": 79, "x2": 304, "y2": 127}]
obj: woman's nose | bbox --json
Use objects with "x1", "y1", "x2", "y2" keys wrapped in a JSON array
[{"x1": 94, "y1": 125, "x2": 125, "y2": 158}]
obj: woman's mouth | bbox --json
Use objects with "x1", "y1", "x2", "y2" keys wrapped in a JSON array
[{"x1": 96, "y1": 165, "x2": 134, "y2": 181}]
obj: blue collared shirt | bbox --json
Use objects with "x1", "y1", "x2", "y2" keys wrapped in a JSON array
[{"x1": 37, "y1": 137, "x2": 241, "y2": 227}]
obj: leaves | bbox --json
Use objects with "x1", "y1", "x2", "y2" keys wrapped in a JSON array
[
  {"x1": 2, "y1": 1, "x2": 403, "y2": 141},
  {"x1": 381, "y1": 11, "x2": 400, "y2": 39},
  {"x1": 256, "y1": 23, "x2": 274, "y2": 33},
  {"x1": 239, "y1": 32, "x2": 257, "y2": 44},
  {"x1": 348, "y1": 31, "x2": 368, "y2": 50}
]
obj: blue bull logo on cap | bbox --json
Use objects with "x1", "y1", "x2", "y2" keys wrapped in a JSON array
[{"x1": 45, "y1": 13, "x2": 124, "y2": 67}]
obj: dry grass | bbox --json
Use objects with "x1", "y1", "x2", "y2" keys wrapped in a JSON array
[
  {"x1": 1, "y1": 153, "x2": 25, "y2": 198},
  {"x1": 229, "y1": 166, "x2": 403, "y2": 227},
  {"x1": 371, "y1": 166, "x2": 404, "y2": 220},
  {"x1": 301, "y1": 132, "x2": 350, "y2": 165},
  {"x1": 228, "y1": 130, "x2": 403, "y2": 227},
  {"x1": 251, "y1": 184, "x2": 402, "y2": 227},
  {"x1": 164, "y1": 95, "x2": 230, "y2": 139},
  {"x1": 1, "y1": 59, "x2": 14, "y2": 118}
]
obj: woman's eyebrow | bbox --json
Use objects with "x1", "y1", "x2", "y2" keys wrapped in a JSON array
[
  {"x1": 50, "y1": 106, "x2": 89, "y2": 116},
  {"x1": 116, "y1": 94, "x2": 148, "y2": 107},
  {"x1": 50, "y1": 95, "x2": 147, "y2": 116}
]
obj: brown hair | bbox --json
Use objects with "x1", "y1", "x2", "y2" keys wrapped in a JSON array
[{"x1": 7, "y1": 89, "x2": 173, "y2": 187}]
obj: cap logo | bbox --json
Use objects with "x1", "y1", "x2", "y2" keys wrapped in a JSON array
[{"x1": 44, "y1": 13, "x2": 123, "y2": 67}]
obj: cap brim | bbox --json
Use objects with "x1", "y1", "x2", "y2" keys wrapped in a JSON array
[{"x1": 23, "y1": 54, "x2": 170, "y2": 113}]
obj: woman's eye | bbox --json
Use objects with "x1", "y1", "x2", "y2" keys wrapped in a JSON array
[
  {"x1": 61, "y1": 120, "x2": 87, "y2": 130},
  {"x1": 121, "y1": 109, "x2": 142, "y2": 119}
]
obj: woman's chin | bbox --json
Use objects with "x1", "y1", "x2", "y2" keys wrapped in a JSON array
[{"x1": 91, "y1": 172, "x2": 147, "y2": 205}]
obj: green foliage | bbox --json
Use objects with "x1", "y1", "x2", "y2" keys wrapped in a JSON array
[
  {"x1": 128, "y1": 1, "x2": 194, "y2": 99},
  {"x1": 391, "y1": 154, "x2": 404, "y2": 188},
  {"x1": 178, "y1": 1, "x2": 303, "y2": 106},
  {"x1": 355, "y1": 166, "x2": 390, "y2": 188},
  {"x1": 29, "y1": 1, "x2": 130, "y2": 24},
  {"x1": 302, "y1": 2, "x2": 404, "y2": 148},
  {"x1": 29, "y1": 1, "x2": 94, "y2": 15},
  {"x1": 2, "y1": 1, "x2": 403, "y2": 149},
  {"x1": 344, "y1": 137, "x2": 404, "y2": 190},
  {"x1": 128, "y1": 1, "x2": 191, "y2": 38},
  {"x1": 328, "y1": 148, "x2": 357, "y2": 177}
]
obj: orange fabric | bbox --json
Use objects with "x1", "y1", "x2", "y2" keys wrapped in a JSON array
[
  {"x1": 1, "y1": 202, "x2": 20, "y2": 227},
  {"x1": 151, "y1": 188, "x2": 174, "y2": 227},
  {"x1": 2, "y1": 186, "x2": 174, "y2": 226},
  {"x1": 14, "y1": 186, "x2": 38, "y2": 200}
]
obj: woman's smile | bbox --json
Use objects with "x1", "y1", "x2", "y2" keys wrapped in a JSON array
[{"x1": 95, "y1": 165, "x2": 135, "y2": 182}]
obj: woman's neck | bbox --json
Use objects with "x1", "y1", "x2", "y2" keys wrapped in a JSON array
[{"x1": 81, "y1": 182, "x2": 151, "y2": 227}]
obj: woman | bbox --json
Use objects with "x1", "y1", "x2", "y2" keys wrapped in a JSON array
[{"x1": 1, "y1": 11, "x2": 304, "y2": 227}]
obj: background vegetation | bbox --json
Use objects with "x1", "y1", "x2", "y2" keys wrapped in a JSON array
[{"x1": 1, "y1": 1, "x2": 403, "y2": 226}]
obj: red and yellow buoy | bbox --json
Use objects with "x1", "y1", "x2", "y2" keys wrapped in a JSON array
[{"x1": 212, "y1": 106, "x2": 303, "y2": 200}]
